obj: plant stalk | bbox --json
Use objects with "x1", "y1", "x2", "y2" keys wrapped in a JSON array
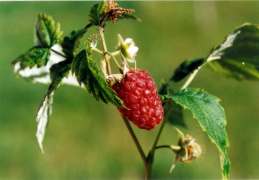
[
  {"x1": 121, "y1": 117, "x2": 147, "y2": 167},
  {"x1": 104, "y1": 51, "x2": 122, "y2": 73},
  {"x1": 151, "y1": 102, "x2": 173, "y2": 151},
  {"x1": 180, "y1": 69, "x2": 199, "y2": 90},
  {"x1": 50, "y1": 49, "x2": 67, "y2": 58},
  {"x1": 99, "y1": 26, "x2": 112, "y2": 85}
]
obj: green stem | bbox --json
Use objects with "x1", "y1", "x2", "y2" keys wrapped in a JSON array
[
  {"x1": 180, "y1": 69, "x2": 199, "y2": 90},
  {"x1": 155, "y1": 145, "x2": 171, "y2": 150},
  {"x1": 121, "y1": 116, "x2": 147, "y2": 167},
  {"x1": 111, "y1": 50, "x2": 121, "y2": 57},
  {"x1": 99, "y1": 27, "x2": 112, "y2": 85},
  {"x1": 145, "y1": 102, "x2": 174, "y2": 178},
  {"x1": 92, "y1": 47, "x2": 103, "y2": 55},
  {"x1": 180, "y1": 61, "x2": 207, "y2": 90},
  {"x1": 104, "y1": 51, "x2": 122, "y2": 73},
  {"x1": 155, "y1": 145, "x2": 181, "y2": 151},
  {"x1": 151, "y1": 102, "x2": 173, "y2": 150}
]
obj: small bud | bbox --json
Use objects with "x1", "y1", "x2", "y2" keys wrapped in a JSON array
[{"x1": 170, "y1": 128, "x2": 202, "y2": 173}]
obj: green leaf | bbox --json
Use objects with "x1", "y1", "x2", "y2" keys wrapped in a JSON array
[
  {"x1": 12, "y1": 47, "x2": 50, "y2": 69},
  {"x1": 159, "y1": 81, "x2": 185, "y2": 127},
  {"x1": 171, "y1": 58, "x2": 205, "y2": 82},
  {"x1": 35, "y1": 13, "x2": 62, "y2": 47},
  {"x1": 164, "y1": 88, "x2": 230, "y2": 179},
  {"x1": 48, "y1": 59, "x2": 72, "y2": 93},
  {"x1": 164, "y1": 102, "x2": 185, "y2": 127},
  {"x1": 36, "y1": 59, "x2": 72, "y2": 152},
  {"x1": 206, "y1": 23, "x2": 259, "y2": 80},
  {"x1": 61, "y1": 25, "x2": 92, "y2": 58},
  {"x1": 72, "y1": 41, "x2": 125, "y2": 108},
  {"x1": 88, "y1": 1, "x2": 108, "y2": 26},
  {"x1": 221, "y1": 155, "x2": 231, "y2": 180},
  {"x1": 118, "y1": 13, "x2": 141, "y2": 22}
]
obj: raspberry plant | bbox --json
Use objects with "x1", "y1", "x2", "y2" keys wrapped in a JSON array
[{"x1": 11, "y1": 1, "x2": 259, "y2": 179}]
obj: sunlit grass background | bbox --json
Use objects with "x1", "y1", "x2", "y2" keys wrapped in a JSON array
[{"x1": 1, "y1": 1, "x2": 259, "y2": 179}]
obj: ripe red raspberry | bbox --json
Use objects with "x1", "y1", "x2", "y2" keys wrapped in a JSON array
[{"x1": 112, "y1": 69, "x2": 164, "y2": 130}]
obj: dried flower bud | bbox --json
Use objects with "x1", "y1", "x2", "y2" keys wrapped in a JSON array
[
  {"x1": 105, "y1": 0, "x2": 135, "y2": 23},
  {"x1": 170, "y1": 128, "x2": 202, "y2": 173}
]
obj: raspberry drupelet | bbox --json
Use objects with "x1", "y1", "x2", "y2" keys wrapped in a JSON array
[{"x1": 112, "y1": 69, "x2": 164, "y2": 130}]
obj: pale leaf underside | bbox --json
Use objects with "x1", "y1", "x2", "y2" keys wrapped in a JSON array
[{"x1": 36, "y1": 93, "x2": 54, "y2": 153}]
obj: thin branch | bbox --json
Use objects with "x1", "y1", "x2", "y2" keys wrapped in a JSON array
[
  {"x1": 92, "y1": 47, "x2": 103, "y2": 55},
  {"x1": 121, "y1": 116, "x2": 147, "y2": 165},
  {"x1": 104, "y1": 51, "x2": 122, "y2": 73},
  {"x1": 99, "y1": 27, "x2": 112, "y2": 76},
  {"x1": 155, "y1": 145, "x2": 171, "y2": 150},
  {"x1": 50, "y1": 49, "x2": 66, "y2": 58},
  {"x1": 180, "y1": 69, "x2": 199, "y2": 90},
  {"x1": 151, "y1": 102, "x2": 173, "y2": 151},
  {"x1": 180, "y1": 61, "x2": 207, "y2": 90}
]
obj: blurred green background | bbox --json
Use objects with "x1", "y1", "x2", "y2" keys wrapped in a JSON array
[{"x1": 1, "y1": 1, "x2": 259, "y2": 179}]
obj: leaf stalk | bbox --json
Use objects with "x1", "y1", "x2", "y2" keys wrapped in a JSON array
[{"x1": 98, "y1": 26, "x2": 112, "y2": 85}]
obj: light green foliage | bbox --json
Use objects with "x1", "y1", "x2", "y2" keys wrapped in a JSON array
[
  {"x1": 88, "y1": 1, "x2": 108, "y2": 26},
  {"x1": 207, "y1": 23, "x2": 259, "y2": 80},
  {"x1": 35, "y1": 13, "x2": 63, "y2": 47},
  {"x1": 164, "y1": 88, "x2": 230, "y2": 179},
  {"x1": 12, "y1": 13, "x2": 62, "y2": 69},
  {"x1": 71, "y1": 41, "x2": 125, "y2": 108},
  {"x1": 13, "y1": 47, "x2": 50, "y2": 68}
]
